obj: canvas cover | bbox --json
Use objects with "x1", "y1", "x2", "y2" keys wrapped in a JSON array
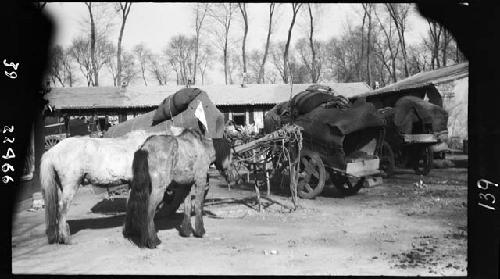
[
  {"x1": 152, "y1": 87, "x2": 202, "y2": 125},
  {"x1": 104, "y1": 90, "x2": 224, "y2": 139},
  {"x1": 295, "y1": 101, "x2": 385, "y2": 147},
  {"x1": 393, "y1": 96, "x2": 448, "y2": 134},
  {"x1": 264, "y1": 94, "x2": 385, "y2": 168}
]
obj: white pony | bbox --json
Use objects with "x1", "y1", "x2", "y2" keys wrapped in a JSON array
[
  {"x1": 41, "y1": 129, "x2": 167, "y2": 244},
  {"x1": 41, "y1": 126, "x2": 237, "y2": 245}
]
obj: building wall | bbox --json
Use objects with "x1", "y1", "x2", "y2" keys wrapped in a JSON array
[
  {"x1": 435, "y1": 77, "x2": 468, "y2": 148},
  {"x1": 220, "y1": 105, "x2": 272, "y2": 133}
]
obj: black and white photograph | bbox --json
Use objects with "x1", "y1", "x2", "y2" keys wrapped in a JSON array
[{"x1": 3, "y1": 1, "x2": 495, "y2": 276}]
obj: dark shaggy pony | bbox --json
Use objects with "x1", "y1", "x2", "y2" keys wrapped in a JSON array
[{"x1": 123, "y1": 129, "x2": 231, "y2": 248}]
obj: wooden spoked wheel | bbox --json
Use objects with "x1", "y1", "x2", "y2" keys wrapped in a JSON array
[
  {"x1": 297, "y1": 150, "x2": 326, "y2": 199},
  {"x1": 45, "y1": 135, "x2": 62, "y2": 151}
]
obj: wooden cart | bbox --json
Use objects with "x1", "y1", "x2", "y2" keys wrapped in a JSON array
[
  {"x1": 230, "y1": 124, "x2": 384, "y2": 204},
  {"x1": 295, "y1": 127, "x2": 384, "y2": 199},
  {"x1": 230, "y1": 124, "x2": 303, "y2": 211}
]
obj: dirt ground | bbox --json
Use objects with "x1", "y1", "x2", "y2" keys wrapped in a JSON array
[{"x1": 12, "y1": 167, "x2": 467, "y2": 276}]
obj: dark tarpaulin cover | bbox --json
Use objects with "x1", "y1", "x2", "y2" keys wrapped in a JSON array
[
  {"x1": 152, "y1": 87, "x2": 202, "y2": 125},
  {"x1": 295, "y1": 101, "x2": 385, "y2": 146},
  {"x1": 104, "y1": 91, "x2": 225, "y2": 139},
  {"x1": 294, "y1": 101, "x2": 384, "y2": 168},
  {"x1": 393, "y1": 96, "x2": 448, "y2": 134}
]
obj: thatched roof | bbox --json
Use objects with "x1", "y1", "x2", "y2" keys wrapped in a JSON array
[{"x1": 46, "y1": 83, "x2": 372, "y2": 111}]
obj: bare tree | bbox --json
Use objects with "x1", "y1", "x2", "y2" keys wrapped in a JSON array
[
  {"x1": 385, "y1": 3, "x2": 410, "y2": 77},
  {"x1": 227, "y1": 47, "x2": 241, "y2": 84},
  {"x1": 120, "y1": 51, "x2": 138, "y2": 85},
  {"x1": 270, "y1": 41, "x2": 286, "y2": 82},
  {"x1": 82, "y1": 2, "x2": 115, "y2": 86},
  {"x1": 48, "y1": 45, "x2": 76, "y2": 87},
  {"x1": 361, "y1": 4, "x2": 374, "y2": 87},
  {"x1": 426, "y1": 19, "x2": 443, "y2": 69},
  {"x1": 69, "y1": 35, "x2": 114, "y2": 87},
  {"x1": 84, "y1": 2, "x2": 98, "y2": 86},
  {"x1": 106, "y1": 46, "x2": 137, "y2": 86},
  {"x1": 115, "y1": 2, "x2": 132, "y2": 86},
  {"x1": 193, "y1": 3, "x2": 209, "y2": 84},
  {"x1": 257, "y1": 3, "x2": 276, "y2": 84},
  {"x1": 68, "y1": 37, "x2": 93, "y2": 86},
  {"x1": 198, "y1": 45, "x2": 214, "y2": 85},
  {"x1": 48, "y1": 45, "x2": 66, "y2": 87},
  {"x1": 306, "y1": 3, "x2": 321, "y2": 83},
  {"x1": 246, "y1": 49, "x2": 263, "y2": 83},
  {"x1": 164, "y1": 35, "x2": 196, "y2": 85},
  {"x1": 440, "y1": 29, "x2": 454, "y2": 67},
  {"x1": 207, "y1": 3, "x2": 237, "y2": 85},
  {"x1": 238, "y1": 3, "x2": 249, "y2": 78},
  {"x1": 133, "y1": 43, "x2": 152, "y2": 86},
  {"x1": 283, "y1": 3, "x2": 302, "y2": 83},
  {"x1": 295, "y1": 38, "x2": 323, "y2": 83},
  {"x1": 374, "y1": 5, "x2": 399, "y2": 82},
  {"x1": 148, "y1": 54, "x2": 169, "y2": 85},
  {"x1": 407, "y1": 42, "x2": 430, "y2": 75}
]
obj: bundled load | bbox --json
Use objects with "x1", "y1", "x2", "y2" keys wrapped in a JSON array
[
  {"x1": 290, "y1": 84, "x2": 337, "y2": 116},
  {"x1": 152, "y1": 87, "x2": 203, "y2": 125},
  {"x1": 104, "y1": 88, "x2": 225, "y2": 139},
  {"x1": 393, "y1": 96, "x2": 448, "y2": 134},
  {"x1": 264, "y1": 84, "x2": 385, "y2": 168},
  {"x1": 263, "y1": 101, "x2": 291, "y2": 134}
]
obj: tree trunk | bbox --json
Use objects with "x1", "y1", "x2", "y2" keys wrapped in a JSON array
[
  {"x1": 284, "y1": 4, "x2": 301, "y2": 84},
  {"x1": 258, "y1": 3, "x2": 274, "y2": 84},
  {"x1": 224, "y1": 40, "x2": 228, "y2": 85},
  {"x1": 391, "y1": 56, "x2": 397, "y2": 82},
  {"x1": 360, "y1": 8, "x2": 366, "y2": 82},
  {"x1": 193, "y1": 4, "x2": 207, "y2": 85},
  {"x1": 364, "y1": 4, "x2": 372, "y2": 87},
  {"x1": 239, "y1": 3, "x2": 248, "y2": 76},
  {"x1": 87, "y1": 3, "x2": 98, "y2": 86},
  {"x1": 142, "y1": 69, "x2": 147, "y2": 86},
  {"x1": 117, "y1": 3, "x2": 131, "y2": 87},
  {"x1": 308, "y1": 4, "x2": 318, "y2": 83},
  {"x1": 386, "y1": 4, "x2": 409, "y2": 77},
  {"x1": 117, "y1": 25, "x2": 124, "y2": 86}
]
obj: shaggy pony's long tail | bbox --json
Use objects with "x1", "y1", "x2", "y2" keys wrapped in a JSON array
[
  {"x1": 40, "y1": 151, "x2": 59, "y2": 244},
  {"x1": 123, "y1": 148, "x2": 151, "y2": 244}
]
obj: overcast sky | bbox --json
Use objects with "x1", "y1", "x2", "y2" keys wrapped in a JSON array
[{"x1": 45, "y1": 2, "x2": 430, "y2": 86}]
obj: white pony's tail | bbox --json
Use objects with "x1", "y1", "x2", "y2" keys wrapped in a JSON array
[{"x1": 40, "y1": 150, "x2": 59, "y2": 244}]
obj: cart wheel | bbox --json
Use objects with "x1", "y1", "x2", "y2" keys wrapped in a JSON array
[
  {"x1": 379, "y1": 141, "x2": 395, "y2": 177},
  {"x1": 297, "y1": 150, "x2": 326, "y2": 199},
  {"x1": 333, "y1": 175, "x2": 365, "y2": 196},
  {"x1": 45, "y1": 135, "x2": 62, "y2": 151},
  {"x1": 413, "y1": 145, "x2": 433, "y2": 176}
]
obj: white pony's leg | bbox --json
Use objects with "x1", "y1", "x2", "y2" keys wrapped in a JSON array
[{"x1": 57, "y1": 180, "x2": 79, "y2": 244}]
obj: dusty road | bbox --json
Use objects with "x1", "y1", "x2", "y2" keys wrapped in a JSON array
[{"x1": 12, "y1": 168, "x2": 467, "y2": 276}]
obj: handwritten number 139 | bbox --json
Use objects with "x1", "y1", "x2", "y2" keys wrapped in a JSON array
[{"x1": 477, "y1": 179, "x2": 497, "y2": 210}]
